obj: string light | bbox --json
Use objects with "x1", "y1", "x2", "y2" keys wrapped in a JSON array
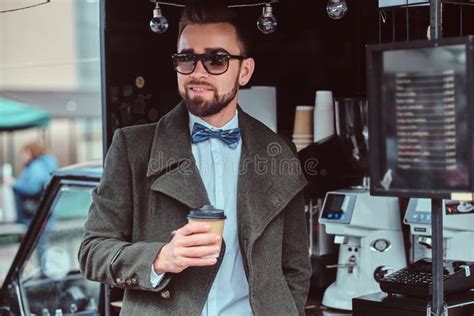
[
  {"x1": 149, "y1": 0, "x2": 279, "y2": 34},
  {"x1": 257, "y1": 4, "x2": 277, "y2": 34},
  {"x1": 326, "y1": 0, "x2": 348, "y2": 20},
  {"x1": 150, "y1": 2, "x2": 169, "y2": 34}
]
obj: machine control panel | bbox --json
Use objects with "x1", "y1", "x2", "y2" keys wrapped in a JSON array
[
  {"x1": 405, "y1": 198, "x2": 432, "y2": 224},
  {"x1": 320, "y1": 192, "x2": 356, "y2": 224},
  {"x1": 405, "y1": 198, "x2": 474, "y2": 225}
]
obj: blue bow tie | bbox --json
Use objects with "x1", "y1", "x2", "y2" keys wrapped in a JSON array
[{"x1": 191, "y1": 122, "x2": 241, "y2": 149}]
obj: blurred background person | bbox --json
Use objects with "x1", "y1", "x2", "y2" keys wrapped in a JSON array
[{"x1": 10, "y1": 141, "x2": 58, "y2": 225}]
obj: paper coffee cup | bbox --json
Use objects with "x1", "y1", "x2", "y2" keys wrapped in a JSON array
[
  {"x1": 187, "y1": 205, "x2": 226, "y2": 258},
  {"x1": 293, "y1": 106, "x2": 314, "y2": 136}
]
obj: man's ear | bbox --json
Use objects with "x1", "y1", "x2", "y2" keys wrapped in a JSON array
[{"x1": 239, "y1": 57, "x2": 255, "y2": 86}]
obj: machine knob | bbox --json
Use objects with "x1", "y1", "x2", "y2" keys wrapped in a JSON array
[
  {"x1": 373, "y1": 266, "x2": 395, "y2": 282},
  {"x1": 370, "y1": 239, "x2": 391, "y2": 252}
]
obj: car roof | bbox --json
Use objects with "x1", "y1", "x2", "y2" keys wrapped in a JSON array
[{"x1": 54, "y1": 161, "x2": 103, "y2": 179}]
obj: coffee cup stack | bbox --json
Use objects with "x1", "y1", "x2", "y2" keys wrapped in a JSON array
[
  {"x1": 314, "y1": 91, "x2": 335, "y2": 143},
  {"x1": 293, "y1": 106, "x2": 314, "y2": 152}
]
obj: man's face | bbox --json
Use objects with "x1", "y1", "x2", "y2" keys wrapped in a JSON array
[{"x1": 177, "y1": 23, "x2": 250, "y2": 117}]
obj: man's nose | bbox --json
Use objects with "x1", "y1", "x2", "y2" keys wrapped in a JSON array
[{"x1": 192, "y1": 59, "x2": 209, "y2": 77}]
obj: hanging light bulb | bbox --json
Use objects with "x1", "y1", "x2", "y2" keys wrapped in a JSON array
[
  {"x1": 326, "y1": 0, "x2": 348, "y2": 20},
  {"x1": 149, "y1": 3, "x2": 169, "y2": 34},
  {"x1": 257, "y1": 3, "x2": 277, "y2": 34}
]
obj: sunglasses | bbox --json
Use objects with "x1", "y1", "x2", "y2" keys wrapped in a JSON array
[{"x1": 171, "y1": 53, "x2": 246, "y2": 75}]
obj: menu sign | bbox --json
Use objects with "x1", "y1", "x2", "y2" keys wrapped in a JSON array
[
  {"x1": 395, "y1": 70, "x2": 457, "y2": 171},
  {"x1": 367, "y1": 39, "x2": 473, "y2": 198}
]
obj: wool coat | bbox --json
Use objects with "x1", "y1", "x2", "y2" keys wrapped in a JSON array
[{"x1": 78, "y1": 102, "x2": 311, "y2": 315}]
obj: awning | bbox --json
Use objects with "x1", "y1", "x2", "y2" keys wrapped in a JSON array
[{"x1": 0, "y1": 97, "x2": 51, "y2": 132}]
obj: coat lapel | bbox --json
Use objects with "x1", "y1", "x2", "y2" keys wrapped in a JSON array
[
  {"x1": 237, "y1": 109, "x2": 307, "y2": 244},
  {"x1": 146, "y1": 102, "x2": 210, "y2": 209}
]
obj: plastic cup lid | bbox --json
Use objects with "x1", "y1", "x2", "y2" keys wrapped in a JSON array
[{"x1": 187, "y1": 205, "x2": 226, "y2": 220}]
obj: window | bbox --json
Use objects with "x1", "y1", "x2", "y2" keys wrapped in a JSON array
[{"x1": 19, "y1": 183, "x2": 99, "y2": 316}]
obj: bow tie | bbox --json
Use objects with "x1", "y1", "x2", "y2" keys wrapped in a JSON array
[{"x1": 191, "y1": 122, "x2": 241, "y2": 149}]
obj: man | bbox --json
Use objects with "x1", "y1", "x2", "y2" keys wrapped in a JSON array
[{"x1": 78, "y1": 1, "x2": 311, "y2": 315}]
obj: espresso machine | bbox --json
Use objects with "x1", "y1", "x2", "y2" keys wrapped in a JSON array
[
  {"x1": 404, "y1": 198, "x2": 474, "y2": 261},
  {"x1": 319, "y1": 189, "x2": 407, "y2": 310},
  {"x1": 299, "y1": 98, "x2": 372, "y2": 293}
]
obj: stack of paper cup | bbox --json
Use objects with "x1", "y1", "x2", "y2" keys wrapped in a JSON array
[
  {"x1": 314, "y1": 91, "x2": 335, "y2": 143},
  {"x1": 293, "y1": 106, "x2": 314, "y2": 151}
]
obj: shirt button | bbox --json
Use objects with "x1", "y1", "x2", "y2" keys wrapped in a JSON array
[{"x1": 160, "y1": 289, "x2": 171, "y2": 299}]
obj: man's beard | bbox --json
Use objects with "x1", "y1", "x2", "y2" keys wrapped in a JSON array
[{"x1": 180, "y1": 79, "x2": 239, "y2": 117}]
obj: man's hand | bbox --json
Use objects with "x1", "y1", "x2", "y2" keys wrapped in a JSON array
[{"x1": 153, "y1": 222, "x2": 221, "y2": 274}]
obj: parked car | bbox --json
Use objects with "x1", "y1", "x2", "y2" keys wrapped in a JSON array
[{"x1": 0, "y1": 163, "x2": 103, "y2": 316}]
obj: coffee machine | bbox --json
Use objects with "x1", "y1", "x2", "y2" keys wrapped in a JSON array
[
  {"x1": 319, "y1": 189, "x2": 406, "y2": 310},
  {"x1": 404, "y1": 198, "x2": 474, "y2": 261}
]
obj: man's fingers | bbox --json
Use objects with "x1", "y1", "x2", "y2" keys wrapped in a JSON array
[
  {"x1": 176, "y1": 245, "x2": 220, "y2": 258},
  {"x1": 177, "y1": 222, "x2": 211, "y2": 236},
  {"x1": 180, "y1": 257, "x2": 218, "y2": 267},
  {"x1": 177, "y1": 233, "x2": 220, "y2": 247}
]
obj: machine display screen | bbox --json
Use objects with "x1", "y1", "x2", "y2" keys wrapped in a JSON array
[
  {"x1": 367, "y1": 37, "x2": 474, "y2": 198},
  {"x1": 414, "y1": 199, "x2": 431, "y2": 212},
  {"x1": 320, "y1": 193, "x2": 356, "y2": 223},
  {"x1": 408, "y1": 198, "x2": 432, "y2": 223}
]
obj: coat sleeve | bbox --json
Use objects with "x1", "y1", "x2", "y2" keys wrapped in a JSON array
[
  {"x1": 282, "y1": 190, "x2": 311, "y2": 315},
  {"x1": 78, "y1": 129, "x2": 171, "y2": 292}
]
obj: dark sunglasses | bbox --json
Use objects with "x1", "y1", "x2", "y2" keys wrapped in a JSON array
[{"x1": 171, "y1": 53, "x2": 246, "y2": 75}]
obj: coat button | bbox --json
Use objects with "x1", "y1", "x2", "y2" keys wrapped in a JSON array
[{"x1": 160, "y1": 289, "x2": 171, "y2": 299}]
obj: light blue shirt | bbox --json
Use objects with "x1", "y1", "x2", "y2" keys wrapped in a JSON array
[{"x1": 151, "y1": 110, "x2": 252, "y2": 315}]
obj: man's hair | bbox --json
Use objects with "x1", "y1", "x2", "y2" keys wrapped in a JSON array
[{"x1": 178, "y1": 0, "x2": 252, "y2": 56}]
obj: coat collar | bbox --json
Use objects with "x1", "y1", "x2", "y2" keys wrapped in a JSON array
[
  {"x1": 146, "y1": 102, "x2": 209, "y2": 209},
  {"x1": 236, "y1": 107, "x2": 307, "y2": 241},
  {"x1": 146, "y1": 102, "x2": 307, "y2": 240}
]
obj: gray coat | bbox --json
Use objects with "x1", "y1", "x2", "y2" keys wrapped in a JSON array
[{"x1": 78, "y1": 102, "x2": 311, "y2": 315}]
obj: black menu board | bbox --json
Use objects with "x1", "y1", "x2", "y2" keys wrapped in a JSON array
[{"x1": 367, "y1": 37, "x2": 474, "y2": 199}]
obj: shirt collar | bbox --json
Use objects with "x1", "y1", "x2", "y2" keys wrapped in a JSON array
[{"x1": 188, "y1": 109, "x2": 239, "y2": 135}]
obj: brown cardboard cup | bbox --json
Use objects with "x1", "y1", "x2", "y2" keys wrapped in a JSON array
[{"x1": 187, "y1": 205, "x2": 226, "y2": 258}]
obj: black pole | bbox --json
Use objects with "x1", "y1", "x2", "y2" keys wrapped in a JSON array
[
  {"x1": 431, "y1": 198, "x2": 444, "y2": 316},
  {"x1": 430, "y1": 0, "x2": 444, "y2": 314},
  {"x1": 430, "y1": 0, "x2": 442, "y2": 40}
]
